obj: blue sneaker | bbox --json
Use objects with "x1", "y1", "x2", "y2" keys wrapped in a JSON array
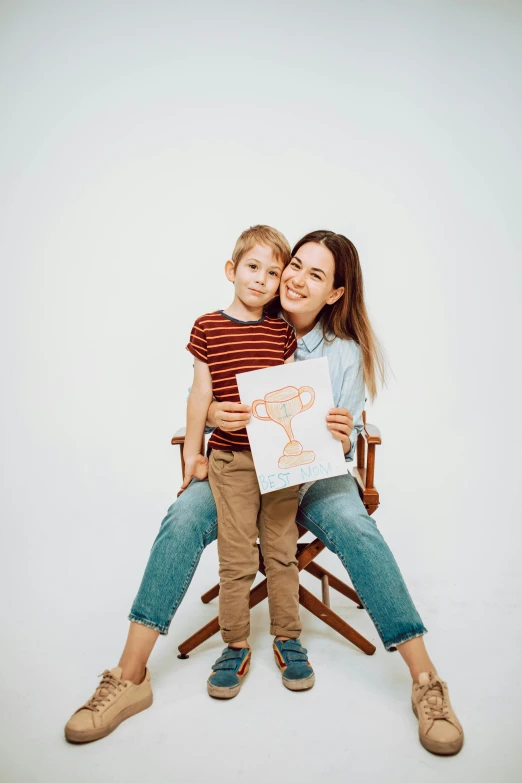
[
  {"x1": 273, "y1": 639, "x2": 315, "y2": 691},
  {"x1": 207, "y1": 646, "x2": 251, "y2": 699}
]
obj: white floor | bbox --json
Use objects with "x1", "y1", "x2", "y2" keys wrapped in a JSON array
[
  {"x1": 2, "y1": 534, "x2": 521, "y2": 783},
  {"x1": 2, "y1": 4, "x2": 521, "y2": 777}
]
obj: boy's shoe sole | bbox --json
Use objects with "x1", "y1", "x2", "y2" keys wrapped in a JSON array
[
  {"x1": 64, "y1": 693, "x2": 153, "y2": 743},
  {"x1": 282, "y1": 671, "x2": 315, "y2": 691},
  {"x1": 412, "y1": 701, "x2": 464, "y2": 756},
  {"x1": 207, "y1": 654, "x2": 251, "y2": 699}
]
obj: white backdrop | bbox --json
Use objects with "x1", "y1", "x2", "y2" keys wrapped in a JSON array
[{"x1": 1, "y1": 2, "x2": 521, "y2": 782}]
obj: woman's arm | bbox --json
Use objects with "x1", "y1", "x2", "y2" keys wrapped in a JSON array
[
  {"x1": 206, "y1": 400, "x2": 251, "y2": 431},
  {"x1": 180, "y1": 358, "x2": 213, "y2": 492},
  {"x1": 206, "y1": 352, "x2": 295, "y2": 430}
]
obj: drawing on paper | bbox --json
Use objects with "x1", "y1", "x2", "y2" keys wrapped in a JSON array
[{"x1": 252, "y1": 385, "x2": 316, "y2": 468}]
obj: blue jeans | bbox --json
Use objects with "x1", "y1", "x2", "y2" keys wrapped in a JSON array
[{"x1": 129, "y1": 473, "x2": 427, "y2": 650}]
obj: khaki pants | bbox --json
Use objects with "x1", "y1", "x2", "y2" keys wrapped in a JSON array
[{"x1": 208, "y1": 450, "x2": 302, "y2": 644}]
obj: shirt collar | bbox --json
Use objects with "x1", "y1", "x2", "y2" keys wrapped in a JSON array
[{"x1": 279, "y1": 311, "x2": 325, "y2": 353}]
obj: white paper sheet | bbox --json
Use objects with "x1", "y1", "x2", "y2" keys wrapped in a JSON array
[{"x1": 236, "y1": 357, "x2": 348, "y2": 494}]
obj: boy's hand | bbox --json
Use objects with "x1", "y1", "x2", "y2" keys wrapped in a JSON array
[
  {"x1": 178, "y1": 454, "x2": 209, "y2": 496},
  {"x1": 214, "y1": 401, "x2": 252, "y2": 432},
  {"x1": 326, "y1": 408, "x2": 353, "y2": 441}
]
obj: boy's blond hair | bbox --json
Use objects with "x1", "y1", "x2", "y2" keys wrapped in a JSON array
[{"x1": 232, "y1": 225, "x2": 291, "y2": 269}]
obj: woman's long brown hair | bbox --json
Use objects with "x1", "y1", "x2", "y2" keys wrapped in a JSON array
[{"x1": 292, "y1": 230, "x2": 387, "y2": 401}]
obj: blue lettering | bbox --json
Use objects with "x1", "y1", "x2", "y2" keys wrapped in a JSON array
[
  {"x1": 300, "y1": 463, "x2": 332, "y2": 480},
  {"x1": 277, "y1": 471, "x2": 291, "y2": 488},
  {"x1": 259, "y1": 475, "x2": 269, "y2": 492},
  {"x1": 268, "y1": 473, "x2": 276, "y2": 489}
]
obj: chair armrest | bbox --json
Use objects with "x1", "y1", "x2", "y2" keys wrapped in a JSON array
[
  {"x1": 171, "y1": 426, "x2": 204, "y2": 478},
  {"x1": 361, "y1": 422, "x2": 381, "y2": 445},
  {"x1": 171, "y1": 427, "x2": 186, "y2": 446},
  {"x1": 356, "y1": 420, "x2": 382, "y2": 466},
  {"x1": 353, "y1": 415, "x2": 381, "y2": 514},
  {"x1": 172, "y1": 420, "x2": 381, "y2": 515}
]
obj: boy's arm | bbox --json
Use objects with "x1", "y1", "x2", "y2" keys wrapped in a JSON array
[
  {"x1": 284, "y1": 352, "x2": 295, "y2": 364},
  {"x1": 180, "y1": 358, "x2": 213, "y2": 492}
]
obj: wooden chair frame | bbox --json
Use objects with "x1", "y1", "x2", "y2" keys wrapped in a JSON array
[{"x1": 171, "y1": 411, "x2": 381, "y2": 657}]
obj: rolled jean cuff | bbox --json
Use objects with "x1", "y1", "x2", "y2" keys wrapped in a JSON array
[
  {"x1": 270, "y1": 624, "x2": 302, "y2": 639},
  {"x1": 221, "y1": 623, "x2": 251, "y2": 644},
  {"x1": 384, "y1": 627, "x2": 428, "y2": 652},
  {"x1": 128, "y1": 612, "x2": 169, "y2": 636}
]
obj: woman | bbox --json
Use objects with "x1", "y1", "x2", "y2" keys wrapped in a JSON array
[{"x1": 64, "y1": 231, "x2": 464, "y2": 756}]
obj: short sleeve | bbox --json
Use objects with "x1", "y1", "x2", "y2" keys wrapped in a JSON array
[
  {"x1": 186, "y1": 318, "x2": 208, "y2": 363},
  {"x1": 283, "y1": 324, "x2": 298, "y2": 360}
]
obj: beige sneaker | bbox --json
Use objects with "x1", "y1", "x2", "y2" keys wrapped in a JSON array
[
  {"x1": 412, "y1": 671, "x2": 464, "y2": 755},
  {"x1": 64, "y1": 667, "x2": 153, "y2": 743}
]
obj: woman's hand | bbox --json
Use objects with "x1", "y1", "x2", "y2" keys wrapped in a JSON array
[
  {"x1": 211, "y1": 400, "x2": 252, "y2": 432},
  {"x1": 326, "y1": 407, "x2": 353, "y2": 443},
  {"x1": 178, "y1": 454, "x2": 208, "y2": 496}
]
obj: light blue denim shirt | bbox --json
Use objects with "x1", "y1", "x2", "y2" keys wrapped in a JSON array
[{"x1": 287, "y1": 317, "x2": 366, "y2": 463}]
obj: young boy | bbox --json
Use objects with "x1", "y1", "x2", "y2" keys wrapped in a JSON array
[{"x1": 184, "y1": 225, "x2": 315, "y2": 698}]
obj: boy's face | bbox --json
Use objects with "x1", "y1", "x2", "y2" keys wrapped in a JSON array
[{"x1": 225, "y1": 243, "x2": 285, "y2": 307}]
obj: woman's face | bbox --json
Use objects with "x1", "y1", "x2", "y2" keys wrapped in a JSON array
[{"x1": 280, "y1": 241, "x2": 345, "y2": 319}]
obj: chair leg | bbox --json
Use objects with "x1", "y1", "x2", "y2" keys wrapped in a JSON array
[
  {"x1": 201, "y1": 584, "x2": 219, "y2": 604},
  {"x1": 298, "y1": 585, "x2": 376, "y2": 655},
  {"x1": 296, "y1": 538, "x2": 326, "y2": 570},
  {"x1": 182, "y1": 537, "x2": 372, "y2": 657},
  {"x1": 178, "y1": 578, "x2": 269, "y2": 657},
  {"x1": 321, "y1": 574, "x2": 330, "y2": 608},
  {"x1": 305, "y1": 562, "x2": 363, "y2": 608}
]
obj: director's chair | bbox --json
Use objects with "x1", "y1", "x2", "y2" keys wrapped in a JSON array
[{"x1": 171, "y1": 411, "x2": 381, "y2": 658}]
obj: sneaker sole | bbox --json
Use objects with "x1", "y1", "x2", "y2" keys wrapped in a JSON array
[
  {"x1": 207, "y1": 657, "x2": 250, "y2": 700},
  {"x1": 412, "y1": 701, "x2": 464, "y2": 756},
  {"x1": 207, "y1": 681, "x2": 241, "y2": 699},
  {"x1": 64, "y1": 692, "x2": 153, "y2": 744},
  {"x1": 282, "y1": 672, "x2": 315, "y2": 691},
  {"x1": 273, "y1": 649, "x2": 315, "y2": 691}
]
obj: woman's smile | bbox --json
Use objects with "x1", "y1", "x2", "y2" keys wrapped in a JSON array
[
  {"x1": 280, "y1": 241, "x2": 342, "y2": 319},
  {"x1": 284, "y1": 284, "x2": 306, "y2": 300}
]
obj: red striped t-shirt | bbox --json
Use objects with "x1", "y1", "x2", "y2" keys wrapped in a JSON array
[{"x1": 186, "y1": 310, "x2": 297, "y2": 451}]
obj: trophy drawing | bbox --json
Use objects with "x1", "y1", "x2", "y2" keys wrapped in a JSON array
[{"x1": 252, "y1": 385, "x2": 316, "y2": 468}]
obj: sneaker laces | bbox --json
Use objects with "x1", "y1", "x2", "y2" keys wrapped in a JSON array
[
  {"x1": 418, "y1": 675, "x2": 449, "y2": 722},
  {"x1": 83, "y1": 670, "x2": 127, "y2": 712}
]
